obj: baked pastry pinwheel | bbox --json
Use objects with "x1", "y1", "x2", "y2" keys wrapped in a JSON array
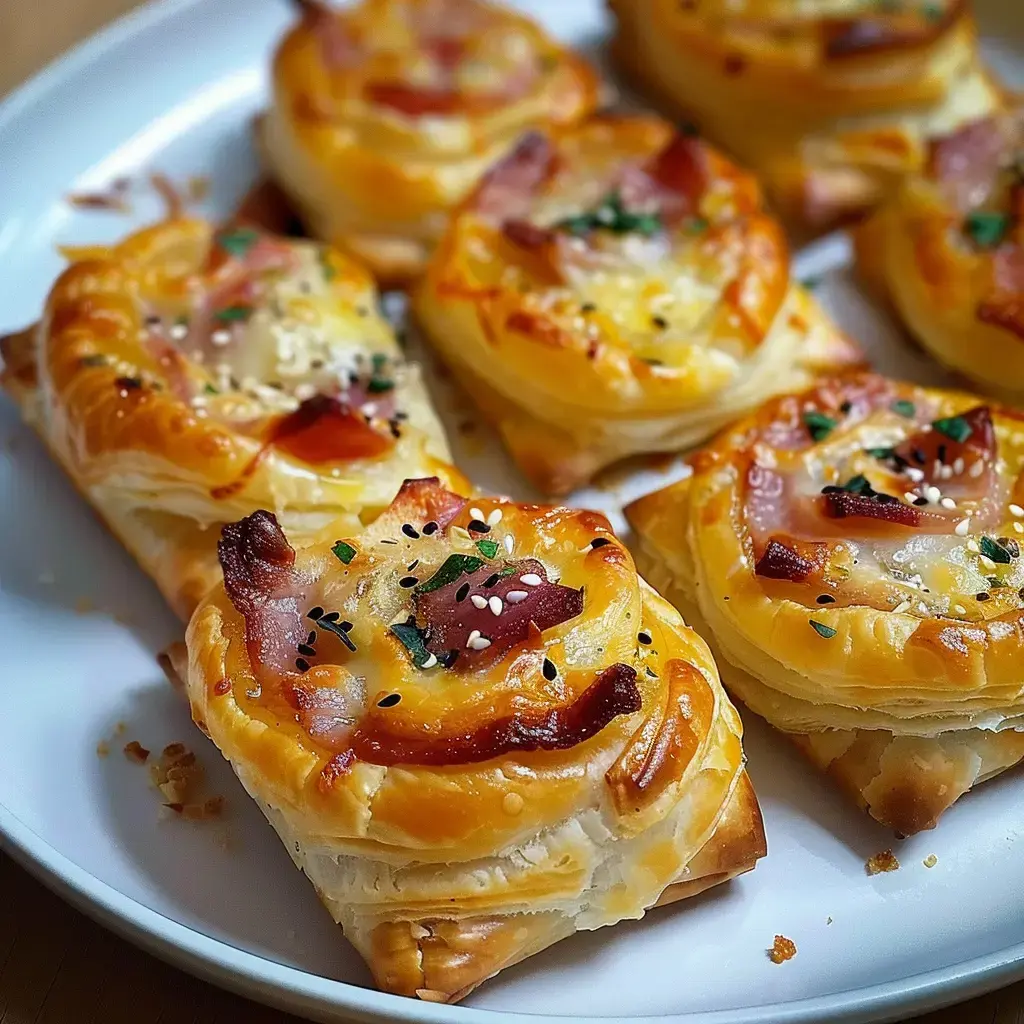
[
  {"x1": 627, "y1": 373, "x2": 1024, "y2": 835},
  {"x1": 260, "y1": 0, "x2": 602, "y2": 283},
  {"x1": 609, "y1": 0, "x2": 1005, "y2": 230},
  {"x1": 185, "y1": 477, "x2": 765, "y2": 1002},
  {"x1": 0, "y1": 217, "x2": 464, "y2": 619},
  {"x1": 414, "y1": 116, "x2": 860, "y2": 494},
  {"x1": 857, "y1": 107, "x2": 1024, "y2": 399}
]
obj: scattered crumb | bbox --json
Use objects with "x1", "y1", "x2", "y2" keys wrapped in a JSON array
[
  {"x1": 923, "y1": 854, "x2": 938, "y2": 869},
  {"x1": 767, "y1": 935, "x2": 797, "y2": 964},
  {"x1": 66, "y1": 181, "x2": 132, "y2": 213},
  {"x1": 149, "y1": 742, "x2": 224, "y2": 820},
  {"x1": 114, "y1": 721, "x2": 126, "y2": 735},
  {"x1": 826, "y1": 916, "x2": 833, "y2": 925},
  {"x1": 415, "y1": 989, "x2": 450, "y2": 1003},
  {"x1": 866, "y1": 849, "x2": 900, "y2": 875},
  {"x1": 96, "y1": 741, "x2": 110, "y2": 758},
  {"x1": 74, "y1": 596, "x2": 95, "y2": 614},
  {"x1": 187, "y1": 175, "x2": 210, "y2": 202},
  {"x1": 123, "y1": 740, "x2": 150, "y2": 764}
]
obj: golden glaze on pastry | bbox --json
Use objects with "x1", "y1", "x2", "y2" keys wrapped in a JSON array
[
  {"x1": 857, "y1": 108, "x2": 1024, "y2": 399},
  {"x1": 0, "y1": 218, "x2": 465, "y2": 618},
  {"x1": 414, "y1": 116, "x2": 860, "y2": 494},
  {"x1": 609, "y1": 0, "x2": 1005, "y2": 230},
  {"x1": 260, "y1": 0, "x2": 601, "y2": 283},
  {"x1": 185, "y1": 478, "x2": 765, "y2": 1001},
  {"x1": 627, "y1": 373, "x2": 1024, "y2": 835}
]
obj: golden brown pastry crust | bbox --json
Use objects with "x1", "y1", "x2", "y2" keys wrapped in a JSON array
[
  {"x1": 186, "y1": 478, "x2": 765, "y2": 1000},
  {"x1": 261, "y1": 0, "x2": 602, "y2": 283},
  {"x1": 414, "y1": 115, "x2": 860, "y2": 495},
  {"x1": 0, "y1": 218, "x2": 465, "y2": 618},
  {"x1": 609, "y1": 0, "x2": 1005, "y2": 231},
  {"x1": 627, "y1": 373, "x2": 1024, "y2": 834},
  {"x1": 856, "y1": 107, "x2": 1024, "y2": 400}
]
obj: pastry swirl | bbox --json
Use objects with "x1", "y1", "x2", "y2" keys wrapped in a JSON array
[{"x1": 185, "y1": 477, "x2": 765, "y2": 1001}]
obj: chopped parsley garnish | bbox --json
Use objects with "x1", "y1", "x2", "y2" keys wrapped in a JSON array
[
  {"x1": 476, "y1": 539, "x2": 499, "y2": 558},
  {"x1": 389, "y1": 619, "x2": 433, "y2": 669},
  {"x1": 979, "y1": 536, "x2": 1013, "y2": 564},
  {"x1": 332, "y1": 541, "x2": 357, "y2": 565},
  {"x1": 931, "y1": 414, "x2": 972, "y2": 443},
  {"x1": 318, "y1": 248, "x2": 336, "y2": 282},
  {"x1": 366, "y1": 352, "x2": 394, "y2": 393},
  {"x1": 964, "y1": 211, "x2": 1010, "y2": 249},
  {"x1": 809, "y1": 620, "x2": 837, "y2": 639},
  {"x1": 865, "y1": 446, "x2": 896, "y2": 460},
  {"x1": 80, "y1": 354, "x2": 108, "y2": 367},
  {"x1": 803, "y1": 410, "x2": 837, "y2": 442},
  {"x1": 415, "y1": 554, "x2": 484, "y2": 595},
  {"x1": 687, "y1": 216, "x2": 708, "y2": 234},
  {"x1": 214, "y1": 304, "x2": 253, "y2": 322},
  {"x1": 556, "y1": 191, "x2": 662, "y2": 238},
  {"x1": 891, "y1": 399, "x2": 916, "y2": 417},
  {"x1": 216, "y1": 227, "x2": 259, "y2": 258},
  {"x1": 367, "y1": 377, "x2": 395, "y2": 394},
  {"x1": 497, "y1": 564, "x2": 519, "y2": 578},
  {"x1": 840, "y1": 474, "x2": 873, "y2": 496},
  {"x1": 203, "y1": 383, "x2": 219, "y2": 395}
]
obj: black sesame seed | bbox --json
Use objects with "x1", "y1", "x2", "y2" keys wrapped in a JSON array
[
  {"x1": 638, "y1": 631, "x2": 653, "y2": 645},
  {"x1": 840, "y1": 401, "x2": 852, "y2": 414},
  {"x1": 407, "y1": 559, "x2": 419, "y2": 571},
  {"x1": 439, "y1": 649, "x2": 460, "y2": 668},
  {"x1": 306, "y1": 631, "x2": 317, "y2": 645},
  {"x1": 468, "y1": 519, "x2": 490, "y2": 533},
  {"x1": 590, "y1": 538, "x2": 612, "y2": 549},
  {"x1": 455, "y1": 582, "x2": 470, "y2": 602},
  {"x1": 307, "y1": 606, "x2": 324, "y2": 620},
  {"x1": 423, "y1": 521, "x2": 439, "y2": 535},
  {"x1": 399, "y1": 576, "x2": 419, "y2": 588},
  {"x1": 483, "y1": 573, "x2": 499, "y2": 588},
  {"x1": 402, "y1": 524, "x2": 420, "y2": 539},
  {"x1": 295, "y1": 657, "x2": 310, "y2": 672},
  {"x1": 322, "y1": 611, "x2": 341, "y2": 622},
  {"x1": 340, "y1": 621, "x2": 354, "y2": 632},
  {"x1": 913, "y1": 497, "x2": 929, "y2": 506},
  {"x1": 816, "y1": 595, "x2": 836, "y2": 604},
  {"x1": 542, "y1": 658, "x2": 557, "y2": 681},
  {"x1": 380, "y1": 539, "x2": 399, "y2": 545},
  {"x1": 1007, "y1": 539, "x2": 1021, "y2": 558},
  {"x1": 377, "y1": 693, "x2": 402, "y2": 708},
  {"x1": 651, "y1": 315, "x2": 668, "y2": 329},
  {"x1": 912, "y1": 448, "x2": 926, "y2": 465},
  {"x1": 297, "y1": 643, "x2": 316, "y2": 657},
  {"x1": 976, "y1": 592, "x2": 991, "y2": 602},
  {"x1": 581, "y1": 302, "x2": 596, "y2": 313},
  {"x1": 645, "y1": 666, "x2": 658, "y2": 679}
]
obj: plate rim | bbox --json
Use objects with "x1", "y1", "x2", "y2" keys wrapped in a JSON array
[{"x1": 1, "y1": 0, "x2": 1023, "y2": 1021}]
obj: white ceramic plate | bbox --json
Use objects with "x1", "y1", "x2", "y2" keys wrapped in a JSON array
[{"x1": 3, "y1": 2, "x2": 1024, "y2": 1022}]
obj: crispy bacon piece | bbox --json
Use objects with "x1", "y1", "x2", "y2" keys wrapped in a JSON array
[
  {"x1": 269, "y1": 394, "x2": 394, "y2": 463},
  {"x1": 416, "y1": 557, "x2": 584, "y2": 668},
  {"x1": 623, "y1": 132, "x2": 709, "y2": 223},
  {"x1": 345, "y1": 662, "x2": 640, "y2": 766},
  {"x1": 472, "y1": 132, "x2": 558, "y2": 220},
  {"x1": 979, "y1": 247, "x2": 1024, "y2": 339},
  {"x1": 365, "y1": 83, "x2": 466, "y2": 117},
  {"x1": 822, "y1": 2, "x2": 962, "y2": 59},
  {"x1": 502, "y1": 219, "x2": 556, "y2": 250},
  {"x1": 755, "y1": 538, "x2": 817, "y2": 581},
  {"x1": 821, "y1": 491, "x2": 923, "y2": 528},
  {"x1": 299, "y1": 0, "x2": 362, "y2": 69},
  {"x1": 392, "y1": 477, "x2": 467, "y2": 531},
  {"x1": 927, "y1": 115, "x2": 1007, "y2": 213},
  {"x1": 219, "y1": 511, "x2": 307, "y2": 677},
  {"x1": 229, "y1": 180, "x2": 305, "y2": 236}
]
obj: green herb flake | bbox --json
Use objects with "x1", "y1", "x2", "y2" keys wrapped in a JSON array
[
  {"x1": 415, "y1": 553, "x2": 484, "y2": 595},
  {"x1": 687, "y1": 216, "x2": 709, "y2": 234},
  {"x1": 932, "y1": 414, "x2": 972, "y2": 443},
  {"x1": 476, "y1": 539, "x2": 500, "y2": 558},
  {"x1": 556, "y1": 191, "x2": 664, "y2": 239},
  {"x1": 80, "y1": 354, "x2": 108, "y2": 367},
  {"x1": 332, "y1": 541, "x2": 357, "y2": 565},
  {"x1": 809, "y1": 620, "x2": 837, "y2": 639},
  {"x1": 891, "y1": 399, "x2": 916, "y2": 417},
  {"x1": 214, "y1": 304, "x2": 253, "y2": 323},
  {"x1": 366, "y1": 378, "x2": 395, "y2": 394},
  {"x1": 318, "y1": 248, "x2": 336, "y2": 282},
  {"x1": 865, "y1": 446, "x2": 896, "y2": 460},
  {"x1": 204, "y1": 383, "x2": 219, "y2": 395},
  {"x1": 216, "y1": 227, "x2": 259, "y2": 258},
  {"x1": 841, "y1": 474, "x2": 873, "y2": 495},
  {"x1": 921, "y1": 1, "x2": 943, "y2": 19},
  {"x1": 389, "y1": 621, "x2": 432, "y2": 669},
  {"x1": 965, "y1": 210, "x2": 1010, "y2": 249},
  {"x1": 497, "y1": 564, "x2": 519, "y2": 578},
  {"x1": 979, "y1": 536, "x2": 1013, "y2": 565},
  {"x1": 803, "y1": 410, "x2": 838, "y2": 442}
]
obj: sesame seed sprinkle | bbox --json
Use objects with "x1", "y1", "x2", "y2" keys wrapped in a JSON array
[
  {"x1": 507, "y1": 590, "x2": 528, "y2": 603},
  {"x1": 638, "y1": 631, "x2": 653, "y2": 645},
  {"x1": 487, "y1": 508, "x2": 503, "y2": 526},
  {"x1": 521, "y1": 573, "x2": 542, "y2": 586},
  {"x1": 421, "y1": 653, "x2": 438, "y2": 669},
  {"x1": 402, "y1": 524, "x2": 420, "y2": 539},
  {"x1": 542, "y1": 658, "x2": 557, "y2": 681},
  {"x1": 925, "y1": 486, "x2": 941, "y2": 504},
  {"x1": 504, "y1": 534, "x2": 515, "y2": 554},
  {"x1": 469, "y1": 507, "x2": 484, "y2": 522},
  {"x1": 940, "y1": 497, "x2": 957, "y2": 510},
  {"x1": 471, "y1": 595, "x2": 488, "y2": 609},
  {"x1": 969, "y1": 460, "x2": 985, "y2": 478},
  {"x1": 953, "y1": 457, "x2": 965, "y2": 475},
  {"x1": 488, "y1": 596, "x2": 503, "y2": 616},
  {"x1": 904, "y1": 492, "x2": 918, "y2": 504},
  {"x1": 467, "y1": 632, "x2": 491, "y2": 651},
  {"x1": 955, "y1": 519, "x2": 971, "y2": 536},
  {"x1": 1011, "y1": 504, "x2": 1024, "y2": 517}
]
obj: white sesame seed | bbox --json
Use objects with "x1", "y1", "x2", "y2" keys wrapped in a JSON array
[
  {"x1": 361, "y1": 402, "x2": 377, "y2": 417},
  {"x1": 1011, "y1": 504, "x2": 1024, "y2": 517},
  {"x1": 471, "y1": 595, "x2": 487, "y2": 609},
  {"x1": 925, "y1": 486, "x2": 941, "y2": 504},
  {"x1": 953, "y1": 457, "x2": 965, "y2": 475},
  {"x1": 981, "y1": 556, "x2": 997, "y2": 570},
  {"x1": 469, "y1": 507, "x2": 484, "y2": 522},
  {"x1": 506, "y1": 590, "x2": 528, "y2": 603},
  {"x1": 932, "y1": 461, "x2": 943, "y2": 478},
  {"x1": 169, "y1": 323, "x2": 188, "y2": 341},
  {"x1": 1015, "y1": 522, "x2": 1024, "y2": 534},
  {"x1": 488, "y1": 596, "x2": 503, "y2": 616},
  {"x1": 487, "y1": 508, "x2": 503, "y2": 526},
  {"x1": 940, "y1": 465, "x2": 954, "y2": 480},
  {"x1": 917, "y1": 601, "x2": 930, "y2": 615},
  {"x1": 504, "y1": 534, "x2": 514, "y2": 554},
  {"x1": 967, "y1": 537, "x2": 980, "y2": 551},
  {"x1": 892, "y1": 600, "x2": 911, "y2": 614},
  {"x1": 421, "y1": 653, "x2": 438, "y2": 669},
  {"x1": 211, "y1": 329, "x2": 232, "y2": 346},
  {"x1": 904, "y1": 492, "x2": 918, "y2": 505},
  {"x1": 940, "y1": 497, "x2": 957, "y2": 510},
  {"x1": 466, "y1": 629, "x2": 481, "y2": 646},
  {"x1": 468, "y1": 635, "x2": 491, "y2": 651},
  {"x1": 905, "y1": 467, "x2": 925, "y2": 482},
  {"x1": 955, "y1": 519, "x2": 971, "y2": 536},
  {"x1": 954, "y1": 604, "x2": 968, "y2": 615},
  {"x1": 521, "y1": 573, "x2": 542, "y2": 586},
  {"x1": 969, "y1": 460, "x2": 985, "y2": 478}
]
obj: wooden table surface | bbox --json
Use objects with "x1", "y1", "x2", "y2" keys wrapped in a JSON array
[{"x1": 1, "y1": 2, "x2": 1023, "y2": 1022}]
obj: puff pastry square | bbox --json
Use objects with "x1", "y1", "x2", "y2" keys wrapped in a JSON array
[
  {"x1": 609, "y1": 0, "x2": 1006, "y2": 231},
  {"x1": 856, "y1": 105, "x2": 1024, "y2": 399},
  {"x1": 627, "y1": 373, "x2": 1024, "y2": 835},
  {"x1": 185, "y1": 477, "x2": 765, "y2": 1001},
  {"x1": 260, "y1": 0, "x2": 602, "y2": 283},
  {"x1": 414, "y1": 115, "x2": 861, "y2": 495},
  {"x1": 0, "y1": 217, "x2": 465, "y2": 618}
]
